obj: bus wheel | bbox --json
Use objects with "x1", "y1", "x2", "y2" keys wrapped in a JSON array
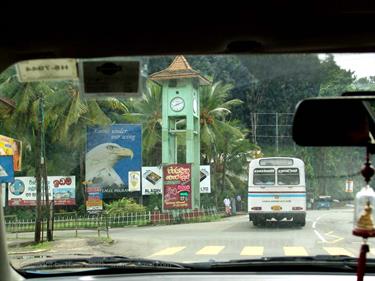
[
  {"x1": 253, "y1": 217, "x2": 264, "y2": 227},
  {"x1": 294, "y1": 215, "x2": 306, "y2": 227},
  {"x1": 253, "y1": 218, "x2": 262, "y2": 226}
]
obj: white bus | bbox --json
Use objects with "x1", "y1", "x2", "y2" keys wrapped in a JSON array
[{"x1": 248, "y1": 157, "x2": 306, "y2": 226}]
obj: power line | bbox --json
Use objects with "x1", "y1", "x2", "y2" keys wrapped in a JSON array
[{"x1": 250, "y1": 112, "x2": 295, "y2": 152}]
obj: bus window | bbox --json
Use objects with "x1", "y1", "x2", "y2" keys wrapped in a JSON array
[
  {"x1": 253, "y1": 168, "x2": 275, "y2": 185},
  {"x1": 277, "y1": 168, "x2": 300, "y2": 185}
]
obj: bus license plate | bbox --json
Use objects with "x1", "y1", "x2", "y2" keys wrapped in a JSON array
[{"x1": 271, "y1": 205, "x2": 282, "y2": 211}]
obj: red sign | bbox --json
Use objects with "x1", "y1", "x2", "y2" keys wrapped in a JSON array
[
  {"x1": 86, "y1": 186, "x2": 101, "y2": 193},
  {"x1": 163, "y1": 164, "x2": 192, "y2": 209}
]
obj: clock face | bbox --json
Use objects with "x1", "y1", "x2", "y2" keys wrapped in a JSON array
[
  {"x1": 193, "y1": 98, "x2": 198, "y2": 114},
  {"x1": 170, "y1": 97, "x2": 185, "y2": 112}
]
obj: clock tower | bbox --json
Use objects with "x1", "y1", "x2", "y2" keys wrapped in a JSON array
[{"x1": 149, "y1": 56, "x2": 210, "y2": 210}]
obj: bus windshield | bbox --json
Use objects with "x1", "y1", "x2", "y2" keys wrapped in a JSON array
[
  {"x1": 253, "y1": 168, "x2": 275, "y2": 185},
  {"x1": 277, "y1": 168, "x2": 300, "y2": 185}
]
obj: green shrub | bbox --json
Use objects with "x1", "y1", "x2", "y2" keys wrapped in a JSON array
[
  {"x1": 143, "y1": 193, "x2": 162, "y2": 211},
  {"x1": 104, "y1": 198, "x2": 146, "y2": 215}
]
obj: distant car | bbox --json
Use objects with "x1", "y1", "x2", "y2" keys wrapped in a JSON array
[{"x1": 315, "y1": 196, "x2": 331, "y2": 210}]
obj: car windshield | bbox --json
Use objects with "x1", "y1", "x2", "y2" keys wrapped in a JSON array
[{"x1": 2, "y1": 54, "x2": 374, "y2": 270}]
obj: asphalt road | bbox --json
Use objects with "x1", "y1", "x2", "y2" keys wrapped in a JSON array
[
  {"x1": 8, "y1": 208, "x2": 372, "y2": 263},
  {"x1": 104, "y1": 209, "x2": 363, "y2": 262}
]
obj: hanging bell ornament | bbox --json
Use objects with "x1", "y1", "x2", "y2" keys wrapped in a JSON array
[
  {"x1": 353, "y1": 186, "x2": 375, "y2": 237},
  {"x1": 353, "y1": 149, "x2": 375, "y2": 238}
]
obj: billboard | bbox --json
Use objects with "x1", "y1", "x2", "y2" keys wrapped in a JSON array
[
  {"x1": 163, "y1": 164, "x2": 192, "y2": 209},
  {"x1": 142, "y1": 165, "x2": 211, "y2": 195},
  {"x1": 128, "y1": 171, "x2": 141, "y2": 192},
  {"x1": 0, "y1": 135, "x2": 22, "y2": 172},
  {"x1": 8, "y1": 176, "x2": 76, "y2": 206},
  {"x1": 86, "y1": 124, "x2": 142, "y2": 198},
  {"x1": 0, "y1": 135, "x2": 13, "y2": 155},
  {"x1": 199, "y1": 165, "x2": 211, "y2": 193},
  {"x1": 142, "y1": 166, "x2": 162, "y2": 195},
  {"x1": 345, "y1": 179, "x2": 354, "y2": 193},
  {"x1": 86, "y1": 184, "x2": 103, "y2": 213}
]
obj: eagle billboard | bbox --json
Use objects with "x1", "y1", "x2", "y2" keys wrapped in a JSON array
[{"x1": 86, "y1": 124, "x2": 142, "y2": 198}]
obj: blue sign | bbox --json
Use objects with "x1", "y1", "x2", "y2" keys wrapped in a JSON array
[
  {"x1": 86, "y1": 124, "x2": 142, "y2": 197},
  {"x1": 0, "y1": 156, "x2": 14, "y2": 183}
]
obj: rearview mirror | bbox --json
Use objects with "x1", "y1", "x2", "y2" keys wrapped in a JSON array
[{"x1": 292, "y1": 97, "x2": 375, "y2": 146}]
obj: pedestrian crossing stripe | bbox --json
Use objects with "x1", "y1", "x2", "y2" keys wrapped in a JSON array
[
  {"x1": 149, "y1": 246, "x2": 357, "y2": 257},
  {"x1": 196, "y1": 246, "x2": 225, "y2": 255},
  {"x1": 283, "y1": 246, "x2": 308, "y2": 256},
  {"x1": 323, "y1": 247, "x2": 354, "y2": 256},
  {"x1": 150, "y1": 246, "x2": 186, "y2": 256},
  {"x1": 240, "y1": 246, "x2": 264, "y2": 256}
]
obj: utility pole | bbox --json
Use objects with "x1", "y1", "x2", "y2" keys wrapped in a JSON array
[
  {"x1": 34, "y1": 120, "x2": 42, "y2": 242},
  {"x1": 40, "y1": 94, "x2": 52, "y2": 241},
  {"x1": 34, "y1": 93, "x2": 52, "y2": 242}
]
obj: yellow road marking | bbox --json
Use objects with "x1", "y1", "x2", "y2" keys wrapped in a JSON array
[
  {"x1": 325, "y1": 231, "x2": 344, "y2": 244},
  {"x1": 323, "y1": 247, "x2": 354, "y2": 256},
  {"x1": 150, "y1": 246, "x2": 186, "y2": 256},
  {"x1": 283, "y1": 247, "x2": 308, "y2": 256},
  {"x1": 196, "y1": 246, "x2": 225, "y2": 255},
  {"x1": 240, "y1": 246, "x2": 264, "y2": 256}
]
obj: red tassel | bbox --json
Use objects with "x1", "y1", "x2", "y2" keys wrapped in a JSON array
[{"x1": 357, "y1": 243, "x2": 369, "y2": 281}]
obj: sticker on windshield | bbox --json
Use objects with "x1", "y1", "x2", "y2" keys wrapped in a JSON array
[{"x1": 16, "y1": 59, "x2": 78, "y2": 82}]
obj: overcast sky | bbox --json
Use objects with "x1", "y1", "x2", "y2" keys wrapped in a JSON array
[{"x1": 332, "y1": 54, "x2": 375, "y2": 78}]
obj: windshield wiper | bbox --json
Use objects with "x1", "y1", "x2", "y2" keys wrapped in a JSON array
[
  {"x1": 188, "y1": 255, "x2": 375, "y2": 272},
  {"x1": 20, "y1": 255, "x2": 190, "y2": 272}
]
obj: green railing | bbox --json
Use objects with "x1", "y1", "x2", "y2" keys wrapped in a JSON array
[{"x1": 4, "y1": 207, "x2": 219, "y2": 235}]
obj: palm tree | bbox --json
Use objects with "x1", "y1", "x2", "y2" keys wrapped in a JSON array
[
  {"x1": 199, "y1": 81, "x2": 244, "y2": 164},
  {"x1": 199, "y1": 82, "x2": 257, "y2": 205},
  {"x1": 0, "y1": 67, "x2": 56, "y2": 242},
  {"x1": 0, "y1": 68, "x2": 128, "y2": 242},
  {"x1": 122, "y1": 81, "x2": 162, "y2": 166}
]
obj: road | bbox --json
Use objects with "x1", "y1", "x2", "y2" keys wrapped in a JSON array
[{"x1": 7, "y1": 208, "x2": 372, "y2": 263}]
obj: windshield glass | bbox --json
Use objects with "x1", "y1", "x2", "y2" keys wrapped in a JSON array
[
  {"x1": 253, "y1": 168, "x2": 275, "y2": 185},
  {"x1": 2, "y1": 54, "x2": 374, "y2": 270},
  {"x1": 277, "y1": 168, "x2": 300, "y2": 185}
]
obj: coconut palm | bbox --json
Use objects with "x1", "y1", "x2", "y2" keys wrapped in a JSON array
[
  {"x1": 122, "y1": 81, "x2": 162, "y2": 165},
  {"x1": 199, "y1": 81, "x2": 244, "y2": 164},
  {"x1": 0, "y1": 67, "x2": 128, "y2": 242}
]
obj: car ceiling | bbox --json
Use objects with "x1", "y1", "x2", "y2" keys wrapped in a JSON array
[{"x1": 1, "y1": 2, "x2": 375, "y2": 72}]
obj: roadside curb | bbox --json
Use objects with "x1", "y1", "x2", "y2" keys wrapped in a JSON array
[{"x1": 8, "y1": 249, "x2": 49, "y2": 255}]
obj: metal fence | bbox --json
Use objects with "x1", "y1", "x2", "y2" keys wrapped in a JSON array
[{"x1": 4, "y1": 207, "x2": 219, "y2": 235}]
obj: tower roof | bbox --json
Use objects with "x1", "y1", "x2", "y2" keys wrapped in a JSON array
[{"x1": 149, "y1": 55, "x2": 210, "y2": 85}]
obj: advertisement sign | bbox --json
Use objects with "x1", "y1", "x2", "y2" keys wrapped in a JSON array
[
  {"x1": 163, "y1": 164, "x2": 192, "y2": 209},
  {"x1": 346, "y1": 179, "x2": 354, "y2": 193},
  {"x1": 128, "y1": 171, "x2": 141, "y2": 192},
  {"x1": 86, "y1": 183, "x2": 103, "y2": 213},
  {"x1": 0, "y1": 135, "x2": 13, "y2": 155},
  {"x1": 142, "y1": 166, "x2": 162, "y2": 195},
  {"x1": 11, "y1": 139, "x2": 22, "y2": 172},
  {"x1": 86, "y1": 124, "x2": 142, "y2": 198},
  {"x1": 8, "y1": 176, "x2": 76, "y2": 206},
  {"x1": 0, "y1": 156, "x2": 14, "y2": 184},
  {"x1": 199, "y1": 165, "x2": 211, "y2": 193},
  {"x1": 142, "y1": 165, "x2": 211, "y2": 195},
  {"x1": 0, "y1": 135, "x2": 22, "y2": 172}
]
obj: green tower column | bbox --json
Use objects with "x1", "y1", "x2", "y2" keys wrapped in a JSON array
[{"x1": 149, "y1": 56, "x2": 210, "y2": 210}]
